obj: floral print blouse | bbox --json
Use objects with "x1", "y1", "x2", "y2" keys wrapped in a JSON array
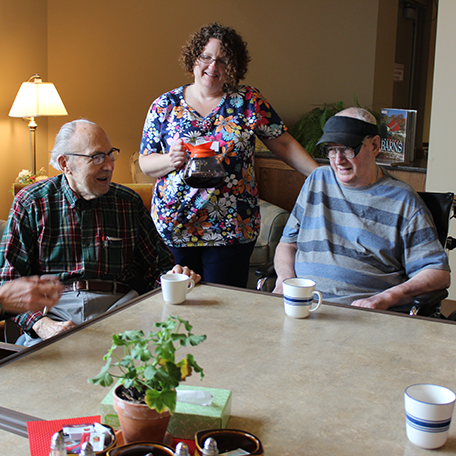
[{"x1": 139, "y1": 84, "x2": 286, "y2": 247}]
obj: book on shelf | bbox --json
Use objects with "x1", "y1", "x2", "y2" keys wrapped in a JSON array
[{"x1": 377, "y1": 108, "x2": 417, "y2": 165}]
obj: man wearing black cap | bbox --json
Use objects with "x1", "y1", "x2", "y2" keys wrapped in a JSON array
[{"x1": 273, "y1": 107, "x2": 450, "y2": 310}]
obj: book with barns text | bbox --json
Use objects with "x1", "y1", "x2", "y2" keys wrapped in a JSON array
[{"x1": 377, "y1": 108, "x2": 417, "y2": 164}]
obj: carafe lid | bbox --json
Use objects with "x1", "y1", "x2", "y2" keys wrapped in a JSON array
[{"x1": 185, "y1": 142, "x2": 217, "y2": 158}]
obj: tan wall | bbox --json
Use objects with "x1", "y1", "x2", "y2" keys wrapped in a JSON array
[
  {"x1": 372, "y1": 0, "x2": 398, "y2": 109},
  {"x1": 46, "y1": 0, "x2": 384, "y2": 178},
  {"x1": 0, "y1": 0, "x2": 48, "y2": 219},
  {"x1": 2, "y1": 0, "x2": 393, "y2": 221}
]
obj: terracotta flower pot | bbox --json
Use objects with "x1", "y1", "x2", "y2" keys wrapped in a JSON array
[{"x1": 112, "y1": 385, "x2": 171, "y2": 444}]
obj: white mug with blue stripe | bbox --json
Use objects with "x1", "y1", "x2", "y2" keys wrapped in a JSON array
[
  {"x1": 405, "y1": 383, "x2": 456, "y2": 449},
  {"x1": 282, "y1": 278, "x2": 322, "y2": 318}
]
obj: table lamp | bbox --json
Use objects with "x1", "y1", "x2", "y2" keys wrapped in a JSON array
[{"x1": 9, "y1": 74, "x2": 68, "y2": 174}]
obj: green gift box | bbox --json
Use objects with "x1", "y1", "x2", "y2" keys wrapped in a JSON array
[{"x1": 100, "y1": 384, "x2": 232, "y2": 439}]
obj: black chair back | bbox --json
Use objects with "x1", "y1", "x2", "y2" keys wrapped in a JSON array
[{"x1": 418, "y1": 192, "x2": 454, "y2": 248}]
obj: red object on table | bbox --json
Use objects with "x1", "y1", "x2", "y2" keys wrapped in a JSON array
[
  {"x1": 27, "y1": 415, "x2": 197, "y2": 455},
  {"x1": 27, "y1": 416, "x2": 100, "y2": 456}
]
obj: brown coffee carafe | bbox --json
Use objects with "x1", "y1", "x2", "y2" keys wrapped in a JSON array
[{"x1": 183, "y1": 142, "x2": 225, "y2": 189}]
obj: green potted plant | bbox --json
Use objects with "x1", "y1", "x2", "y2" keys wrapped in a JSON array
[
  {"x1": 88, "y1": 315, "x2": 206, "y2": 444},
  {"x1": 288, "y1": 101, "x2": 347, "y2": 157}
]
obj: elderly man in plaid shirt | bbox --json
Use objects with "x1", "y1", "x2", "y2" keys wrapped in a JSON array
[{"x1": 0, "y1": 119, "x2": 200, "y2": 346}]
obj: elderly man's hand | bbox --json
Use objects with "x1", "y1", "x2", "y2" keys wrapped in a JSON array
[
  {"x1": 171, "y1": 265, "x2": 202, "y2": 284},
  {"x1": 272, "y1": 280, "x2": 284, "y2": 294},
  {"x1": 0, "y1": 275, "x2": 63, "y2": 314},
  {"x1": 351, "y1": 295, "x2": 392, "y2": 310},
  {"x1": 32, "y1": 317, "x2": 76, "y2": 340}
]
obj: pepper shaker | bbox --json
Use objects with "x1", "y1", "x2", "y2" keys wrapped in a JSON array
[
  {"x1": 201, "y1": 437, "x2": 219, "y2": 455},
  {"x1": 50, "y1": 430, "x2": 67, "y2": 456},
  {"x1": 174, "y1": 442, "x2": 190, "y2": 456},
  {"x1": 80, "y1": 441, "x2": 94, "y2": 456}
]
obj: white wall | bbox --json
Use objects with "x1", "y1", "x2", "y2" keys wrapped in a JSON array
[{"x1": 427, "y1": 0, "x2": 456, "y2": 298}]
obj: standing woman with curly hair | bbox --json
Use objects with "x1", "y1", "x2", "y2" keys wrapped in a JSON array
[{"x1": 139, "y1": 22, "x2": 318, "y2": 288}]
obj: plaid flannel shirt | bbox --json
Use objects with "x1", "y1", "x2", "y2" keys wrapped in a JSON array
[{"x1": 0, "y1": 175, "x2": 174, "y2": 333}]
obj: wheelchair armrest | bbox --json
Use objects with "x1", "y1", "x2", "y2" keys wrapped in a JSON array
[
  {"x1": 389, "y1": 289, "x2": 448, "y2": 316},
  {"x1": 255, "y1": 263, "x2": 277, "y2": 291},
  {"x1": 411, "y1": 289, "x2": 448, "y2": 307},
  {"x1": 255, "y1": 262, "x2": 276, "y2": 278}
]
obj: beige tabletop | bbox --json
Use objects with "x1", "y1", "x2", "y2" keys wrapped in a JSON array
[{"x1": 1, "y1": 283, "x2": 456, "y2": 455}]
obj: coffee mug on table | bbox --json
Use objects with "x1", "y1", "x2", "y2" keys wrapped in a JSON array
[
  {"x1": 160, "y1": 273, "x2": 195, "y2": 305},
  {"x1": 282, "y1": 278, "x2": 322, "y2": 318},
  {"x1": 405, "y1": 383, "x2": 456, "y2": 449}
]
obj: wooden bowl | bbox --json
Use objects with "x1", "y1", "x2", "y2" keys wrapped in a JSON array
[
  {"x1": 107, "y1": 442, "x2": 175, "y2": 456},
  {"x1": 195, "y1": 429, "x2": 264, "y2": 455}
]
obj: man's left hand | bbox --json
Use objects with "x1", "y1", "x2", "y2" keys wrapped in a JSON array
[
  {"x1": 351, "y1": 295, "x2": 392, "y2": 310},
  {"x1": 32, "y1": 317, "x2": 76, "y2": 340}
]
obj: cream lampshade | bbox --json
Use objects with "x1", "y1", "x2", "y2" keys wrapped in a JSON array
[{"x1": 9, "y1": 74, "x2": 68, "y2": 174}]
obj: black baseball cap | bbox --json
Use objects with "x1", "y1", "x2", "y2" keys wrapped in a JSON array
[{"x1": 316, "y1": 115, "x2": 379, "y2": 149}]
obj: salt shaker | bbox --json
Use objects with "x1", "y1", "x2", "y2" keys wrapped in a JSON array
[
  {"x1": 50, "y1": 430, "x2": 67, "y2": 456},
  {"x1": 201, "y1": 437, "x2": 219, "y2": 455},
  {"x1": 79, "y1": 441, "x2": 94, "y2": 456},
  {"x1": 174, "y1": 441, "x2": 190, "y2": 456}
]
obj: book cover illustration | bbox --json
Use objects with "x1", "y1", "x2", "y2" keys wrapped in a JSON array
[{"x1": 377, "y1": 108, "x2": 417, "y2": 164}]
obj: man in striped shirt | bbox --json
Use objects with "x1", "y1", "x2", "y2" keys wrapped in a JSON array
[
  {"x1": 0, "y1": 119, "x2": 200, "y2": 346},
  {"x1": 274, "y1": 107, "x2": 450, "y2": 310}
]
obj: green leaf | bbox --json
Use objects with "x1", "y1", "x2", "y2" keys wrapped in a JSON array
[
  {"x1": 165, "y1": 362, "x2": 182, "y2": 385},
  {"x1": 178, "y1": 317, "x2": 193, "y2": 332},
  {"x1": 88, "y1": 356, "x2": 114, "y2": 386},
  {"x1": 188, "y1": 334, "x2": 207, "y2": 346},
  {"x1": 120, "y1": 355, "x2": 135, "y2": 367},
  {"x1": 88, "y1": 368, "x2": 113, "y2": 387},
  {"x1": 186, "y1": 354, "x2": 205, "y2": 378},
  {"x1": 112, "y1": 333, "x2": 124, "y2": 346},
  {"x1": 143, "y1": 364, "x2": 158, "y2": 381},
  {"x1": 145, "y1": 389, "x2": 177, "y2": 414},
  {"x1": 171, "y1": 333, "x2": 187, "y2": 345},
  {"x1": 123, "y1": 378, "x2": 134, "y2": 389},
  {"x1": 131, "y1": 345, "x2": 152, "y2": 362},
  {"x1": 155, "y1": 340, "x2": 175, "y2": 362},
  {"x1": 122, "y1": 329, "x2": 145, "y2": 341}
]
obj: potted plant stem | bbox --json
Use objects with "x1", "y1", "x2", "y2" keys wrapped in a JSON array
[{"x1": 88, "y1": 315, "x2": 206, "y2": 444}]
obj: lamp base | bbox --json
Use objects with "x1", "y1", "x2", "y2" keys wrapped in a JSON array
[{"x1": 27, "y1": 117, "x2": 37, "y2": 175}]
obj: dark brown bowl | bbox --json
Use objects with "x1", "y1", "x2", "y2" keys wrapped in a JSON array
[
  {"x1": 195, "y1": 429, "x2": 264, "y2": 456},
  {"x1": 107, "y1": 442, "x2": 175, "y2": 456}
]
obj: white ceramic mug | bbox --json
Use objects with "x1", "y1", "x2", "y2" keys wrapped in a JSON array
[
  {"x1": 160, "y1": 273, "x2": 195, "y2": 305},
  {"x1": 282, "y1": 278, "x2": 322, "y2": 318},
  {"x1": 405, "y1": 383, "x2": 456, "y2": 449}
]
